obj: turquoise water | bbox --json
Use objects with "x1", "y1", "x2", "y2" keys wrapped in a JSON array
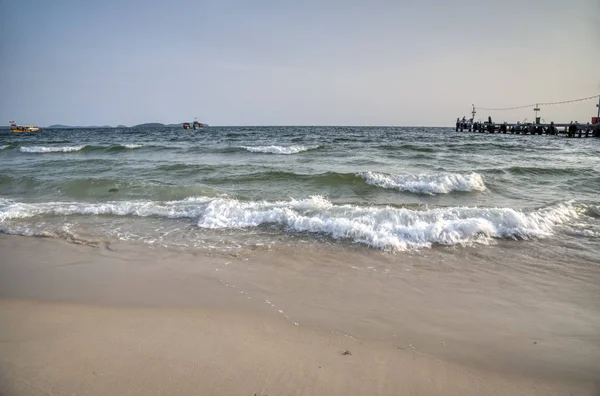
[{"x1": 1, "y1": 126, "x2": 599, "y2": 255}]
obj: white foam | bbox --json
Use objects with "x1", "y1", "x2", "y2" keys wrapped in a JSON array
[
  {"x1": 0, "y1": 145, "x2": 9, "y2": 150},
  {"x1": 122, "y1": 144, "x2": 143, "y2": 149},
  {"x1": 193, "y1": 196, "x2": 578, "y2": 249},
  {"x1": 0, "y1": 196, "x2": 584, "y2": 250},
  {"x1": 241, "y1": 145, "x2": 320, "y2": 154},
  {"x1": 0, "y1": 225, "x2": 51, "y2": 237},
  {"x1": 359, "y1": 171, "x2": 486, "y2": 194},
  {"x1": 0, "y1": 197, "x2": 213, "y2": 221},
  {"x1": 20, "y1": 145, "x2": 86, "y2": 153}
]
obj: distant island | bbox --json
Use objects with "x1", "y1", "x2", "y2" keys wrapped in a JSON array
[
  {"x1": 131, "y1": 123, "x2": 166, "y2": 128},
  {"x1": 47, "y1": 124, "x2": 113, "y2": 129},
  {"x1": 41, "y1": 122, "x2": 208, "y2": 129},
  {"x1": 131, "y1": 122, "x2": 209, "y2": 128}
]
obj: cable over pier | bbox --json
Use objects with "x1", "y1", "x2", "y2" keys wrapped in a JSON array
[
  {"x1": 476, "y1": 94, "x2": 600, "y2": 112},
  {"x1": 455, "y1": 94, "x2": 600, "y2": 138}
]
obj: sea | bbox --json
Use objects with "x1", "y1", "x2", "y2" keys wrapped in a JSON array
[
  {"x1": 1, "y1": 126, "x2": 599, "y2": 378},
  {"x1": 1, "y1": 126, "x2": 598, "y2": 253}
]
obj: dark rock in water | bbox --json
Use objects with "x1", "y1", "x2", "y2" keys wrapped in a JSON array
[{"x1": 108, "y1": 188, "x2": 119, "y2": 193}]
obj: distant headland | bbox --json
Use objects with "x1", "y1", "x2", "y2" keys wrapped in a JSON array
[
  {"x1": 46, "y1": 124, "x2": 113, "y2": 129},
  {"x1": 43, "y1": 122, "x2": 208, "y2": 129}
]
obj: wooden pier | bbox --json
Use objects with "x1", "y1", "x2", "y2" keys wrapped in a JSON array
[
  {"x1": 456, "y1": 121, "x2": 600, "y2": 138},
  {"x1": 456, "y1": 95, "x2": 600, "y2": 138}
]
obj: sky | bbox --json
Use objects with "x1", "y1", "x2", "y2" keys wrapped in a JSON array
[{"x1": 1, "y1": 0, "x2": 599, "y2": 126}]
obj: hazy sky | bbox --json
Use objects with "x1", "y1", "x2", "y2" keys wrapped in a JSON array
[{"x1": 1, "y1": 0, "x2": 599, "y2": 126}]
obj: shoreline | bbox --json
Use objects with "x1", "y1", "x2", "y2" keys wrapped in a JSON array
[{"x1": 0, "y1": 235, "x2": 597, "y2": 395}]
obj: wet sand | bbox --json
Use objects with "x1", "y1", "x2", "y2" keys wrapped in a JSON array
[{"x1": 0, "y1": 235, "x2": 598, "y2": 395}]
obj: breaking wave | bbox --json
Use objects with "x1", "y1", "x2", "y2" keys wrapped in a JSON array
[
  {"x1": 103, "y1": 143, "x2": 145, "y2": 152},
  {"x1": 122, "y1": 144, "x2": 143, "y2": 149},
  {"x1": 17, "y1": 144, "x2": 145, "y2": 154},
  {"x1": 0, "y1": 196, "x2": 589, "y2": 250},
  {"x1": 240, "y1": 145, "x2": 321, "y2": 154},
  {"x1": 358, "y1": 172, "x2": 486, "y2": 194},
  {"x1": 20, "y1": 145, "x2": 87, "y2": 153}
]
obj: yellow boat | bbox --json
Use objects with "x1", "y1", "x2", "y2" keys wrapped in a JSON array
[{"x1": 10, "y1": 120, "x2": 42, "y2": 133}]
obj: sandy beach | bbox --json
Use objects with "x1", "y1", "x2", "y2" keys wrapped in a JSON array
[
  {"x1": 3, "y1": 0, "x2": 600, "y2": 392},
  {"x1": 0, "y1": 235, "x2": 598, "y2": 396}
]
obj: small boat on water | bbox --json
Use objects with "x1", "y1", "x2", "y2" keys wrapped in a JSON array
[
  {"x1": 182, "y1": 118, "x2": 204, "y2": 130},
  {"x1": 10, "y1": 120, "x2": 42, "y2": 133}
]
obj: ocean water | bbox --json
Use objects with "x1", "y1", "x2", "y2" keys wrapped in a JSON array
[{"x1": 0, "y1": 126, "x2": 599, "y2": 255}]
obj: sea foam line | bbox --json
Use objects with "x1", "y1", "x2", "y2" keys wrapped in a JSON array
[
  {"x1": 240, "y1": 145, "x2": 320, "y2": 154},
  {"x1": 358, "y1": 171, "x2": 486, "y2": 194},
  {"x1": 20, "y1": 145, "x2": 87, "y2": 153},
  {"x1": 121, "y1": 144, "x2": 143, "y2": 149},
  {"x1": 0, "y1": 196, "x2": 587, "y2": 250}
]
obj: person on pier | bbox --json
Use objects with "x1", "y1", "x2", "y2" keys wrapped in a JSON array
[
  {"x1": 585, "y1": 123, "x2": 591, "y2": 138},
  {"x1": 568, "y1": 122, "x2": 575, "y2": 138}
]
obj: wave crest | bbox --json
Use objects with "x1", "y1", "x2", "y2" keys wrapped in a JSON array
[
  {"x1": 241, "y1": 145, "x2": 320, "y2": 154},
  {"x1": 20, "y1": 145, "x2": 87, "y2": 153},
  {"x1": 358, "y1": 171, "x2": 486, "y2": 194},
  {"x1": 194, "y1": 197, "x2": 578, "y2": 249},
  {"x1": 0, "y1": 197, "x2": 587, "y2": 250},
  {"x1": 122, "y1": 144, "x2": 143, "y2": 149},
  {"x1": 18, "y1": 144, "x2": 144, "y2": 154}
]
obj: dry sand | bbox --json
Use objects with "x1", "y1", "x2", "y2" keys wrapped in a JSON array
[{"x1": 0, "y1": 235, "x2": 597, "y2": 395}]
